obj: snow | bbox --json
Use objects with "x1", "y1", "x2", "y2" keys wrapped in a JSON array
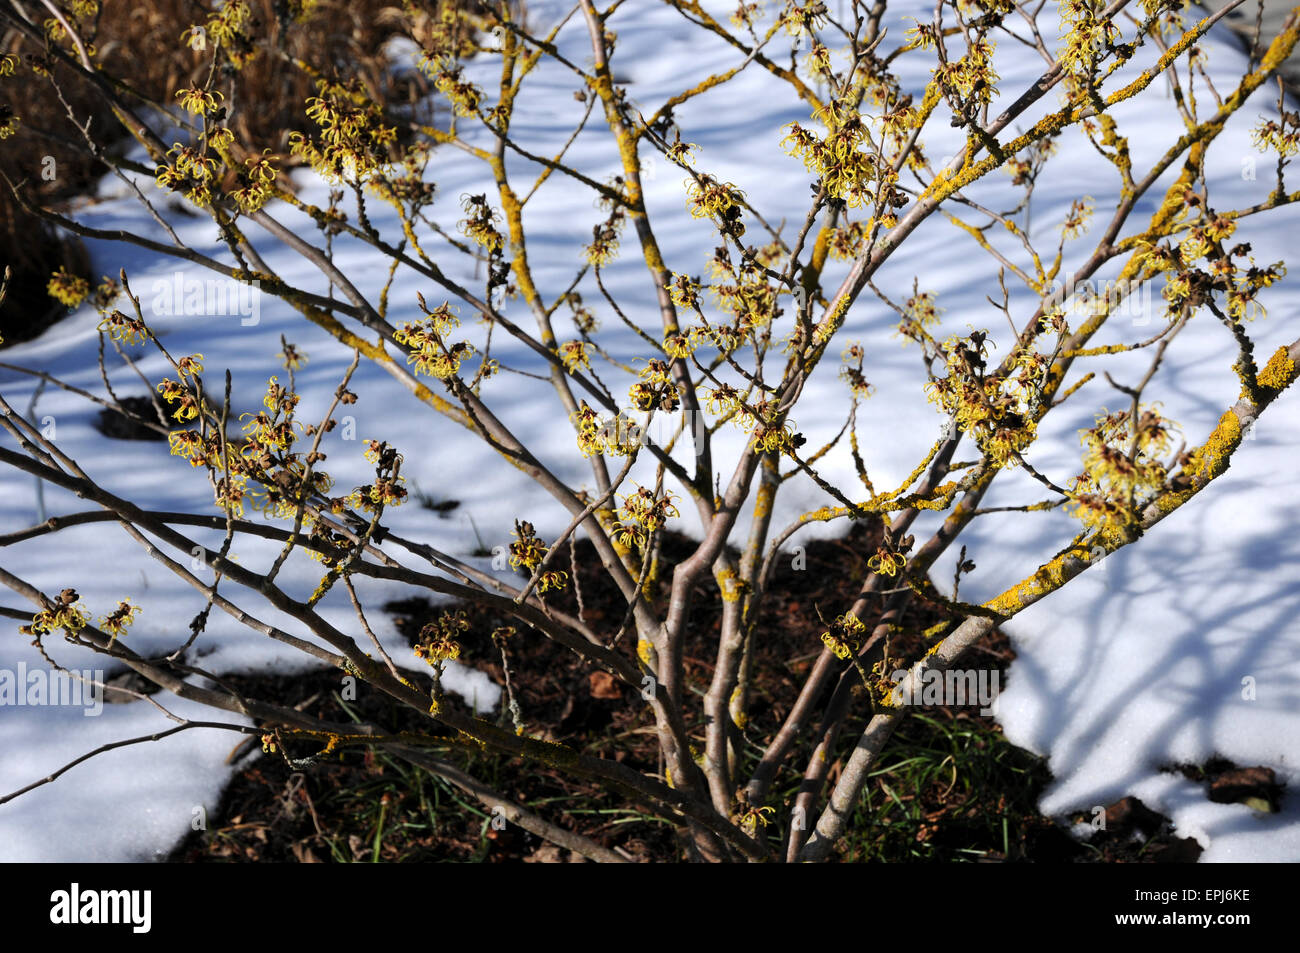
[{"x1": 1, "y1": 0, "x2": 1298, "y2": 860}]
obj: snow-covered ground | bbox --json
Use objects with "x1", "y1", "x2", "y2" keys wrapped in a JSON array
[{"x1": 1, "y1": 0, "x2": 1297, "y2": 860}]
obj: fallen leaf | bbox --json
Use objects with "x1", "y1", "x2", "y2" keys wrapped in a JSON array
[{"x1": 588, "y1": 671, "x2": 622, "y2": 700}]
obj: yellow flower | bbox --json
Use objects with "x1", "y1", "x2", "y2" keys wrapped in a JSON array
[
  {"x1": 99, "y1": 600, "x2": 141, "y2": 645},
  {"x1": 559, "y1": 341, "x2": 592, "y2": 373},
  {"x1": 737, "y1": 805, "x2": 775, "y2": 836},
  {"x1": 214, "y1": 475, "x2": 248, "y2": 518},
  {"x1": 97, "y1": 309, "x2": 150, "y2": 344},
  {"x1": 177, "y1": 354, "x2": 205, "y2": 378},
  {"x1": 415, "y1": 638, "x2": 461, "y2": 664},
  {"x1": 48, "y1": 268, "x2": 89, "y2": 308},
  {"x1": 233, "y1": 152, "x2": 279, "y2": 213},
  {"x1": 820, "y1": 611, "x2": 866, "y2": 659},
  {"x1": 23, "y1": 589, "x2": 89, "y2": 638},
  {"x1": 585, "y1": 216, "x2": 622, "y2": 266},
  {"x1": 663, "y1": 333, "x2": 694, "y2": 360},
  {"x1": 685, "y1": 174, "x2": 746, "y2": 234},
  {"x1": 175, "y1": 86, "x2": 223, "y2": 116},
  {"x1": 1252, "y1": 116, "x2": 1300, "y2": 157},
  {"x1": 458, "y1": 193, "x2": 503, "y2": 252},
  {"x1": 1061, "y1": 197, "x2": 1093, "y2": 241},
  {"x1": 508, "y1": 520, "x2": 547, "y2": 571},
  {"x1": 278, "y1": 342, "x2": 306, "y2": 370},
  {"x1": 537, "y1": 570, "x2": 568, "y2": 593},
  {"x1": 868, "y1": 548, "x2": 907, "y2": 577},
  {"x1": 415, "y1": 611, "x2": 469, "y2": 666},
  {"x1": 157, "y1": 378, "x2": 201, "y2": 422},
  {"x1": 168, "y1": 429, "x2": 209, "y2": 467}
]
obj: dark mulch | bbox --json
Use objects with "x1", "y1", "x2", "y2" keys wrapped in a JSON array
[
  {"x1": 1168, "y1": 757, "x2": 1285, "y2": 813},
  {"x1": 168, "y1": 518, "x2": 1208, "y2": 862},
  {"x1": 95, "y1": 395, "x2": 169, "y2": 442}
]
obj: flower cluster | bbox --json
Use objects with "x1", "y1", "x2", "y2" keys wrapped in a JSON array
[
  {"x1": 370, "y1": 145, "x2": 438, "y2": 213},
  {"x1": 839, "y1": 342, "x2": 875, "y2": 398},
  {"x1": 92, "y1": 276, "x2": 121, "y2": 312},
  {"x1": 897, "y1": 288, "x2": 943, "y2": 342},
  {"x1": 507, "y1": 521, "x2": 566, "y2": 591},
  {"x1": 167, "y1": 369, "x2": 347, "y2": 522},
  {"x1": 704, "y1": 382, "x2": 743, "y2": 417},
  {"x1": 805, "y1": 39, "x2": 832, "y2": 79},
  {"x1": 290, "y1": 80, "x2": 397, "y2": 184},
  {"x1": 1005, "y1": 137, "x2": 1057, "y2": 188},
  {"x1": 685, "y1": 174, "x2": 746, "y2": 237},
  {"x1": 395, "y1": 300, "x2": 475, "y2": 380},
  {"x1": 778, "y1": 1, "x2": 829, "y2": 36},
  {"x1": 730, "y1": 2, "x2": 762, "y2": 29},
  {"x1": 345, "y1": 440, "x2": 406, "y2": 514},
  {"x1": 157, "y1": 377, "x2": 202, "y2": 422},
  {"x1": 417, "y1": 4, "x2": 480, "y2": 64},
  {"x1": 99, "y1": 600, "x2": 141, "y2": 645},
  {"x1": 568, "y1": 292, "x2": 599, "y2": 333},
  {"x1": 629, "y1": 359, "x2": 681, "y2": 413},
  {"x1": 708, "y1": 249, "x2": 779, "y2": 330},
  {"x1": 663, "y1": 332, "x2": 694, "y2": 360},
  {"x1": 536, "y1": 569, "x2": 568, "y2": 593},
  {"x1": 155, "y1": 143, "x2": 219, "y2": 207},
  {"x1": 0, "y1": 103, "x2": 17, "y2": 140},
  {"x1": 1252, "y1": 109, "x2": 1300, "y2": 157},
  {"x1": 740, "y1": 397, "x2": 799, "y2": 454},
  {"x1": 167, "y1": 429, "x2": 207, "y2": 467},
  {"x1": 200, "y1": 0, "x2": 257, "y2": 69},
  {"x1": 826, "y1": 221, "x2": 870, "y2": 260},
  {"x1": 1134, "y1": 214, "x2": 1285, "y2": 321},
  {"x1": 21, "y1": 588, "x2": 89, "y2": 638},
  {"x1": 588, "y1": 178, "x2": 628, "y2": 263},
  {"x1": 1058, "y1": 0, "x2": 1120, "y2": 80},
  {"x1": 230, "y1": 151, "x2": 279, "y2": 214},
  {"x1": 213, "y1": 474, "x2": 250, "y2": 518},
  {"x1": 1068, "y1": 407, "x2": 1176, "y2": 533},
  {"x1": 736, "y1": 804, "x2": 776, "y2": 837},
  {"x1": 781, "y1": 96, "x2": 881, "y2": 208},
  {"x1": 933, "y1": 36, "x2": 1000, "y2": 113},
  {"x1": 820, "y1": 611, "x2": 866, "y2": 660},
  {"x1": 559, "y1": 340, "x2": 592, "y2": 373},
  {"x1": 47, "y1": 267, "x2": 89, "y2": 308},
  {"x1": 458, "y1": 193, "x2": 505, "y2": 254},
  {"x1": 508, "y1": 520, "x2": 547, "y2": 572},
  {"x1": 1060, "y1": 196, "x2": 1094, "y2": 241},
  {"x1": 96, "y1": 309, "x2": 151, "y2": 345},
  {"x1": 414, "y1": 611, "x2": 469, "y2": 667},
  {"x1": 278, "y1": 342, "x2": 307, "y2": 371},
  {"x1": 174, "y1": 354, "x2": 203, "y2": 381},
  {"x1": 240, "y1": 407, "x2": 298, "y2": 456},
  {"x1": 664, "y1": 134, "x2": 699, "y2": 166},
  {"x1": 924, "y1": 330, "x2": 1047, "y2": 467},
  {"x1": 585, "y1": 211, "x2": 624, "y2": 267},
  {"x1": 574, "y1": 402, "x2": 641, "y2": 457},
  {"x1": 302, "y1": 515, "x2": 351, "y2": 567},
  {"x1": 423, "y1": 57, "x2": 483, "y2": 117},
  {"x1": 614, "y1": 486, "x2": 679, "y2": 549},
  {"x1": 175, "y1": 86, "x2": 224, "y2": 117},
  {"x1": 43, "y1": 0, "x2": 99, "y2": 43}
]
